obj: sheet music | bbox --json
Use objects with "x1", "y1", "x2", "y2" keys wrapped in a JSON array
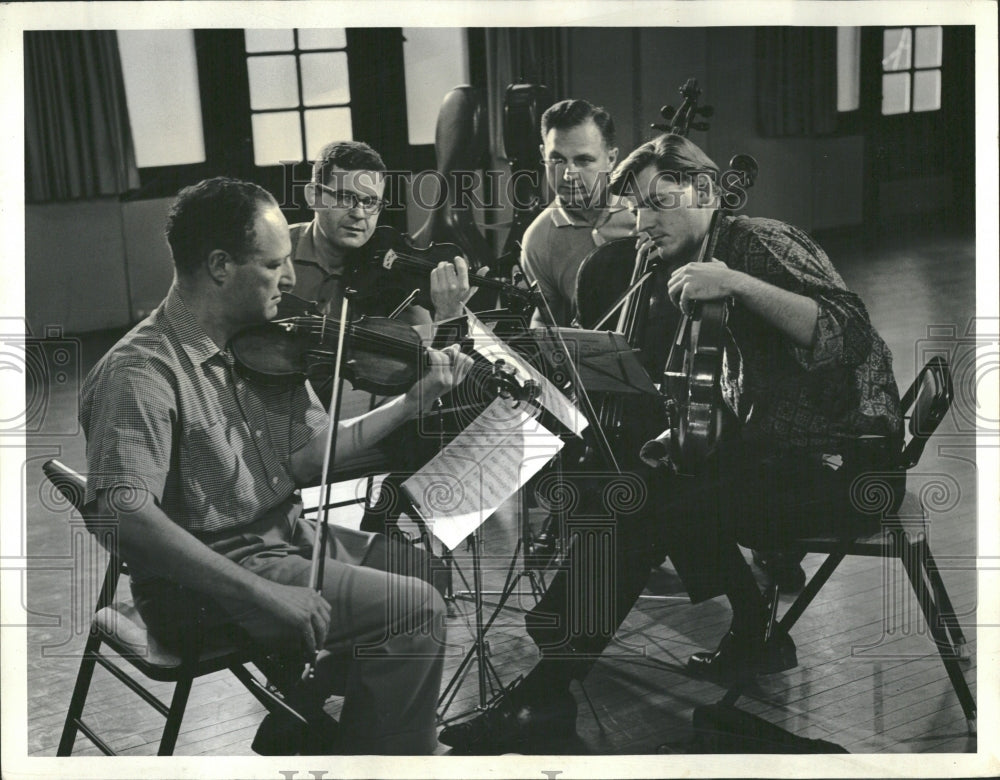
[
  {"x1": 401, "y1": 396, "x2": 564, "y2": 550},
  {"x1": 466, "y1": 311, "x2": 588, "y2": 436}
]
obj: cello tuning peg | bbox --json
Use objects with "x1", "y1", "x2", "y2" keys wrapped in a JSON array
[
  {"x1": 660, "y1": 105, "x2": 676, "y2": 119},
  {"x1": 650, "y1": 123, "x2": 671, "y2": 132},
  {"x1": 697, "y1": 105, "x2": 714, "y2": 118}
]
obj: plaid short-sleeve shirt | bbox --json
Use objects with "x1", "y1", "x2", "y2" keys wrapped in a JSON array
[{"x1": 80, "y1": 286, "x2": 328, "y2": 539}]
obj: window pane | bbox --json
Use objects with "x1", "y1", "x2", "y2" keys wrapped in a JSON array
[
  {"x1": 882, "y1": 27, "x2": 912, "y2": 72},
  {"x1": 403, "y1": 28, "x2": 470, "y2": 145},
  {"x1": 836, "y1": 27, "x2": 861, "y2": 112},
  {"x1": 300, "y1": 52, "x2": 351, "y2": 106},
  {"x1": 913, "y1": 69, "x2": 941, "y2": 112},
  {"x1": 245, "y1": 29, "x2": 295, "y2": 53},
  {"x1": 117, "y1": 30, "x2": 206, "y2": 167},
  {"x1": 914, "y1": 26, "x2": 943, "y2": 68},
  {"x1": 304, "y1": 108, "x2": 354, "y2": 158},
  {"x1": 299, "y1": 29, "x2": 347, "y2": 50},
  {"x1": 251, "y1": 111, "x2": 303, "y2": 166},
  {"x1": 882, "y1": 72, "x2": 911, "y2": 115},
  {"x1": 247, "y1": 55, "x2": 299, "y2": 110}
]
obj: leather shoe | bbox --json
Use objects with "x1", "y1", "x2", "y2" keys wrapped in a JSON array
[
  {"x1": 438, "y1": 687, "x2": 577, "y2": 753},
  {"x1": 526, "y1": 514, "x2": 559, "y2": 569},
  {"x1": 752, "y1": 549, "x2": 806, "y2": 593},
  {"x1": 688, "y1": 629, "x2": 797, "y2": 684},
  {"x1": 251, "y1": 711, "x2": 340, "y2": 755}
]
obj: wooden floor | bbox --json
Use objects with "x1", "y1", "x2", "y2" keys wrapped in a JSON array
[{"x1": 22, "y1": 226, "x2": 980, "y2": 757}]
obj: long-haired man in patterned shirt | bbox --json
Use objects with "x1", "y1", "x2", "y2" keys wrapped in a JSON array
[{"x1": 440, "y1": 133, "x2": 905, "y2": 753}]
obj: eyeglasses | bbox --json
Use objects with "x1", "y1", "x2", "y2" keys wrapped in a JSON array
[{"x1": 314, "y1": 183, "x2": 386, "y2": 214}]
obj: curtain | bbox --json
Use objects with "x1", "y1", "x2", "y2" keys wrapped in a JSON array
[
  {"x1": 484, "y1": 28, "x2": 568, "y2": 161},
  {"x1": 25, "y1": 31, "x2": 140, "y2": 202},
  {"x1": 755, "y1": 28, "x2": 838, "y2": 138}
]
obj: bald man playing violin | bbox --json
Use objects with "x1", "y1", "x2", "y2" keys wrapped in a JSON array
[{"x1": 80, "y1": 177, "x2": 473, "y2": 755}]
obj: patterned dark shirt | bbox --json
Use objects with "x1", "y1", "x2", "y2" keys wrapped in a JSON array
[
  {"x1": 80, "y1": 287, "x2": 328, "y2": 553},
  {"x1": 712, "y1": 215, "x2": 902, "y2": 453}
]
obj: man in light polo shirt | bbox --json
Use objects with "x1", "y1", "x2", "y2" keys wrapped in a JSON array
[{"x1": 519, "y1": 99, "x2": 634, "y2": 328}]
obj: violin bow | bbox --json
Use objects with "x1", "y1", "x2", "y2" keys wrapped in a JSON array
[
  {"x1": 303, "y1": 291, "x2": 353, "y2": 680},
  {"x1": 532, "y1": 282, "x2": 621, "y2": 474}
]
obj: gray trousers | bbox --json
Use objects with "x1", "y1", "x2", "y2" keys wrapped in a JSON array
[{"x1": 133, "y1": 498, "x2": 446, "y2": 754}]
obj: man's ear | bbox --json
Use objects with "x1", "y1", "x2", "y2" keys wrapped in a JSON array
[
  {"x1": 206, "y1": 249, "x2": 231, "y2": 283},
  {"x1": 608, "y1": 146, "x2": 619, "y2": 168},
  {"x1": 303, "y1": 182, "x2": 319, "y2": 210},
  {"x1": 538, "y1": 143, "x2": 545, "y2": 161}
]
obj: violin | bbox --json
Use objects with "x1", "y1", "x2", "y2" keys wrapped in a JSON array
[
  {"x1": 661, "y1": 153, "x2": 758, "y2": 474},
  {"x1": 360, "y1": 226, "x2": 537, "y2": 317},
  {"x1": 230, "y1": 311, "x2": 535, "y2": 401}
]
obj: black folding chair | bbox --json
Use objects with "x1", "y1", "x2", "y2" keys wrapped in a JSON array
[
  {"x1": 44, "y1": 459, "x2": 307, "y2": 756},
  {"x1": 726, "y1": 357, "x2": 976, "y2": 734}
]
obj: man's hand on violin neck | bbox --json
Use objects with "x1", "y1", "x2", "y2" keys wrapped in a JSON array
[
  {"x1": 667, "y1": 258, "x2": 740, "y2": 311},
  {"x1": 406, "y1": 343, "x2": 474, "y2": 413},
  {"x1": 430, "y1": 255, "x2": 490, "y2": 321},
  {"x1": 430, "y1": 255, "x2": 471, "y2": 320}
]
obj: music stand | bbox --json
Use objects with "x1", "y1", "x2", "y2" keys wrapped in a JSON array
[{"x1": 435, "y1": 326, "x2": 662, "y2": 723}]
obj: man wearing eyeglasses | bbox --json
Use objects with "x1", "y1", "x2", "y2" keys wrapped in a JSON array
[
  {"x1": 519, "y1": 99, "x2": 634, "y2": 329},
  {"x1": 285, "y1": 140, "x2": 471, "y2": 327}
]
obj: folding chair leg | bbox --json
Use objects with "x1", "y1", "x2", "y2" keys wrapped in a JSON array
[
  {"x1": 157, "y1": 677, "x2": 193, "y2": 755},
  {"x1": 229, "y1": 663, "x2": 308, "y2": 726},
  {"x1": 900, "y1": 547, "x2": 977, "y2": 734},
  {"x1": 57, "y1": 641, "x2": 102, "y2": 756},
  {"x1": 776, "y1": 551, "x2": 846, "y2": 635},
  {"x1": 923, "y1": 545, "x2": 970, "y2": 661}
]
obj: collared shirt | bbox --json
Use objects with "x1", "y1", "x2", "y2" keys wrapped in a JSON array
[
  {"x1": 712, "y1": 215, "x2": 902, "y2": 453},
  {"x1": 286, "y1": 221, "x2": 351, "y2": 317},
  {"x1": 80, "y1": 286, "x2": 329, "y2": 552},
  {"x1": 520, "y1": 196, "x2": 635, "y2": 327},
  {"x1": 283, "y1": 220, "x2": 409, "y2": 320}
]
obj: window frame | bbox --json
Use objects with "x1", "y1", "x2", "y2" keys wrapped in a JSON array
[
  {"x1": 879, "y1": 25, "x2": 943, "y2": 116},
  {"x1": 121, "y1": 26, "x2": 487, "y2": 237},
  {"x1": 244, "y1": 29, "x2": 354, "y2": 168}
]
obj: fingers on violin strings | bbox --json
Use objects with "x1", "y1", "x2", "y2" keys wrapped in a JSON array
[
  {"x1": 439, "y1": 343, "x2": 461, "y2": 366},
  {"x1": 666, "y1": 273, "x2": 683, "y2": 307},
  {"x1": 454, "y1": 351, "x2": 474, "y2": 384}
]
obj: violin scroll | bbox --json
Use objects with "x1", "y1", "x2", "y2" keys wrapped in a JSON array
[{"x1": 491, "y1": 359, "x2": 540, "y2": 408}]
